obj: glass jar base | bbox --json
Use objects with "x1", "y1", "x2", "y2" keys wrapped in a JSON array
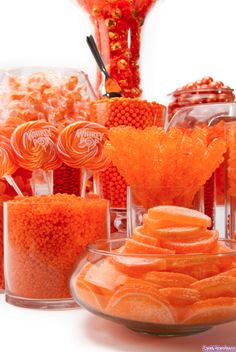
[
  {"x1": 127, "y1": 326, "x2": 211, "y2": 337},
  {"x1": 6, "y1": 294, "x2": 79, "y2": 310}
]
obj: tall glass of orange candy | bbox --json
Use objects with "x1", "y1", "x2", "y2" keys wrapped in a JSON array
[
  {"x1": 4, "y1": 194, "x2": 107, "y2": 309},
  {"x1": 168, "y1": 102, "x2": 236, "y2": 235},
  {"x1": 76, "y1": 0, "x2": 157, "y2": 98},
  {"x1": 225, "y1": 121, "x2": 236, "y2": 239},
  {"x1": 0, "y1": 68, "x2": 95, "y2": 291},
  {"x1": 91, "y1": 98, "x2": 165, "y2": 231},
  {"x1": 4, "y1": 67, "x2": 96, "y2": 195},
  {"x1": 167, "y1": 77, "x2": 235, "y2": 228},
  {"x1": 104, "y1": 126, "x2": 225, "y2": 233}
]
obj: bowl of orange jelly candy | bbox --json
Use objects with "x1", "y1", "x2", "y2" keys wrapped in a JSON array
[{"x1": 71, "y1": 205, "x2": 236, "y2": 336}]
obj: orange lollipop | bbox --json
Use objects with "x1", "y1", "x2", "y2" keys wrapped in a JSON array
[
  {"x1": 0, "y1": 136, "x2": 17, "y2": 178},
  {"x1": 57, "y1": 121, "x2": 111, "y2": 171},
  {"x1": 11, "y1": 120, "x2": 62, "y2": 171}
]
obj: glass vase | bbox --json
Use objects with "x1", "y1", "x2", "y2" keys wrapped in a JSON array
[{"x1": 75, "y1": 0, "x2": 157, "y2": 97}]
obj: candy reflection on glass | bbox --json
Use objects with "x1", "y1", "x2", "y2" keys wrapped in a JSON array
[
  {"x1": 71, "y1": 206, "x2": 236, "y2": 335},
  {"x1": 104, "y1": 126, "x2": 226, "y2": 209}
]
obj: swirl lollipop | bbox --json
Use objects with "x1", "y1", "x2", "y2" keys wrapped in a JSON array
[
  {"x1": 11, "y1": 120, "x2": 62, "y2": 194},
  {"x1": 57, "y1": 121, "x2": 111, "y2": 196},
  {"x1": 0, "y1": 136, "x2": 23, "y2": 196}
]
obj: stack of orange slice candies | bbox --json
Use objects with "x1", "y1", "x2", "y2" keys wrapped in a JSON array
[{"x1": 74, "y1": 206, "x2": 236, "y2": 327}]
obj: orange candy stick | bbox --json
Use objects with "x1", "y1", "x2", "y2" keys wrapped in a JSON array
[
  {"x1": 11, "y1": 120, "x2": 62, "y2": 195},
  {"x1": 57, "y1": 121, "x2": 111, "y2": 196},
  {"x1": 0, "y1": 136, "x2": 23, "y2": 196}
]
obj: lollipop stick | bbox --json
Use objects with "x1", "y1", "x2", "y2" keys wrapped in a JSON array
[
  {"x1": 93, "y1": 171, "x2": 101, "y2": 196},
  {"x1": 31, "y1": 170, "x2": 53, "y2": 195},
  {"x1": 81, "y1": 168, "x2": 88, "y2": 198},
  {"x1": 43, "y1": 170, "x2": 53, "y2": 195},
  {"x1": 4, "y1": 175, "x2": 24, "y2": 196}
]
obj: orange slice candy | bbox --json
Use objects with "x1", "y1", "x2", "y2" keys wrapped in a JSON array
[
  {"x1": 183, "y1": 297, "x2": 236, "y2": 325},
  {"x1": 143, "y1": 214, "x2": 181, "y2": 231},
  {"x1": 147, "y1": 226, "x2": 203, "y2": 242},
  {"x1": 124, "y1": 239, "x2": 175, "y2": 255},
  {"x1": 148, "y1": 206, "x2": 211, "y2": 228},
  {"x1": 75, "y1": 277, "x2": 103, "y2": 311},
  {"x1": 132, "y1": 226, "x2": 159, "y2": 246},
  {"x1": 106, "y1": 278, "x2": 176, "y2": 324},
  {"x1": 112, "y1": 255, "x2": 167, "y2": 277},
  {"x1": 158, "y1": 287, "x2": 200, "y2": 306},
  {"x1": 160, "y1": 230, "x2": 218, "y2": 254},
  {"x1": 191, "y1": 275, "x2": 236, "y2": 299},
  {"x1": 141, "y1": 271, "x2": 197, "y2": 288}
]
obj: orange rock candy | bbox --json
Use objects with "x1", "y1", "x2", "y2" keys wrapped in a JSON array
[{"x1": 105, "y1": 126, "x2": 226, "y2": 209}]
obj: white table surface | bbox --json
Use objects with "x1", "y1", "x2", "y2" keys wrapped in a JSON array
[{"x1": 0, "y1": 295, "x2": 236, "y2": 352}]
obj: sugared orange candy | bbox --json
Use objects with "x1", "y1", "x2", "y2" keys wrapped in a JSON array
[
  {"x1": 74, "y1": 205, "x2": 236, "y2": 327},
  {"x1": 105, "y1": 126, "x2": 226, "y2": 209}
]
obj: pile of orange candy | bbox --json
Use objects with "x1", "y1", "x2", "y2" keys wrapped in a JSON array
[
  {"x1": 74, "y1": 206, "x2": 236, "y2": 326},
  {"x1": 91, "y1": 98, "x2": 165, "y2": 208},
  {"x1": 6, "y1": 194, "x2": 107, "y2": 299},
  {"x1": 168, "y1": 76, "x2": 235, "y2": 121},
  {"x1": 105, "y1": 126, "x2": 226, "y2": 209}
]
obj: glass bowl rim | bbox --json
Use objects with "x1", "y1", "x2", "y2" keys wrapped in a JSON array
[
  {"x1": 168, "y1": 87, "x2": 234, "y2": 97},
  {"x1": 87, "y1": 237, "x2": 236, "y2": 258}
]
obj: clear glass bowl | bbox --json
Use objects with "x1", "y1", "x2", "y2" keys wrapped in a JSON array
[
  {"x1": 71, "y1": 237, "x2": 236, "y2": 336},
  {"x1": 167, "y1": 87, "x2": 235, "y2": 122}
]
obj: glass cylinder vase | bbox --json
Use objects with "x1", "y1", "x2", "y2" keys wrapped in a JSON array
[
  {"x1": 4, "y1": 194, "x2": 108, "y2": 309},
  {"x1": 75, "y1": 0, "x2": 157, "y2": 97}
]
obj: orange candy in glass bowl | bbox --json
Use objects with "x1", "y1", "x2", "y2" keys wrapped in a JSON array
[{"x1": 71, "y1": 206, "x2": 236, "y2": 336}]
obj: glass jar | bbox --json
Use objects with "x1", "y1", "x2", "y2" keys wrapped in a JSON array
[
  {"x1": 75, "y1": 0, "x2": 157, "y2": 97},
  {"x1": 71, "y1": 237, "x2": 236, "y2": 336},
  {"x1": 4, "y1": 67, "x2": 96, "y2": 196},
  {"x1": 91, "y1": 98, "x2": 165, "y2": 209},
  {"x1": 168, "y1": 87, "x2": 235, "y2": 122},
  {"x1": 4, "y1": 194, "x2": 108, "y2": 309},
  {"x1": 168, "y1": 102, "x2": 236, "y2": 236}
]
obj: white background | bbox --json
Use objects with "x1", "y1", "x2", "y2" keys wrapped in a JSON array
[
  {"x1": 1, "y1": 0, "x2": 236, "y2": 103},
  {"x1": 1, "y1": 0, "x2": 236, "y2": 351}
]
